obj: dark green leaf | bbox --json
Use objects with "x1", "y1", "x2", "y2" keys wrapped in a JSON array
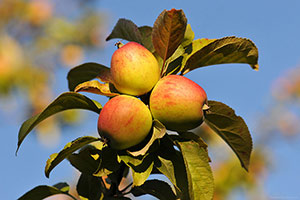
[
  {"x1": 176, "y1": 132, "x2": 208, "y2": 150},
  {"x1": 16, "y1": 92, "x2": 101, "y2": 154},
  {"x1": 52, "y1": 182, "x2": 70, "y2": 193},
  {"x1": 103, "y1": 197, "x2": 131, "y2": 200},
  {"x1": 131, "y1": 179, "x2": 176, "y2": 200},
  {"x1": 204, "y1": 100, "x2": 253, "y2": 170},
  {"x1": 18, "y1": 185, "x2": 75, "y2": 200},
  {"x1": 45, "y1": 136, "x2": 100, "y2": 178},
  {"x1": 138, "y1": 26, "x2": 154, "y2": 52},
  {"x1": 93, "y1": 146, "x2": 121, "y2": 177},
  {"x1": 106, "y1": 18, "x2": 142, "y2": 44},
  {"x1": 67, "y1": 62, "x2": 111, "y2": 91},
  {"x1": 175, "y1": 140, "x2": 214, "y2": 200},
  {"x1": 152, "y1": 9, "x2": 187, "y2": 62},
  {"x1": 77, "y1": 173, "x2": 105, "y2": 200},
  {"x1": 182, "y1": 36, "x2": 259, "y2": 75},
  {"x1": 68, "y1": 145, "x2": 102, "y2": 174}
]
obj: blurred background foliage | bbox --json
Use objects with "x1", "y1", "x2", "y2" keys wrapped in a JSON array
[
  {"x1": 1, "y1": 0, "x2": 300, "y2": 199},
  {"x1": 0, "y1": 0, "x2": 107, "y2": 147}
]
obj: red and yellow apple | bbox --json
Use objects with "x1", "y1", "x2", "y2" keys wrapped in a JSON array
[
  {"x1": 97, "y1": 95, "x2": 153, "y2": 150},
  {"x1": 110, "y1": 42, "x2": 160, "y2": 96},
  {"x1": 149, "y1": 75, "x2": 207, "y2": 131}
]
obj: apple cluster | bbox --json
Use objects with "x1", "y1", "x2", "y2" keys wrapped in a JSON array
[{"x1": 97, "y1": 42, "x2": 208, "y2": 150}]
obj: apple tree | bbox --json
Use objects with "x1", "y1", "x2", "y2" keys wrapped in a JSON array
[{"x1": 17, "y1": 9, "x2": 259, "y2": 200}]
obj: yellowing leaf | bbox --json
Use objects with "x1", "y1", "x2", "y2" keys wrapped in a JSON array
[
  {"x1": 165, "y1": 38, "x2": 216, "y2": 75},
  {"x1": 75, "y1": 80, "x2": 119, "y2": 97},
  {"x1": 67, "y1": 62, "x2": 112, "y2": 91}
]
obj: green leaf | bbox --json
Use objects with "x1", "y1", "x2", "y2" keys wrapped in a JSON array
[
  {"x1": 131, "y1": 179, "x2": 177, "y2": 200},
  {"x1": 152, "y1": 9, "x2": 187, "y2": 62},
  {"x1": 45, "y1": 136, "x2": 100, "y2": 178},
  {"x1": 118, "y1": 154, "x2": 155, "y2": 186},
  {"x1": 138, "y1": 26, "x2": 154, "y2": 52},
  {"x1": 77, "y1": 173, "x2": 105, "y2": 200},
  {"x1": 182, "y1": 36, "x2": 259, "y2": 75},
  {"x1": 128, "y1": 120, "x2": 166, "y2": 157},
  {"x1": 106, "y1": 18, "x2": 142, "y2": 44},
  {"x1": 16, "y1": 92, "x2": 101, "y2": 154},
  {"x1": 204, "y1": 100, "x2": 253, "y2": 171},
  {"x1": 75, "y1": 80, "x2": 119, "y2": 97},
  {"x1": 68, "y1": 145, "x2": 102, "y2": 174},
  {"x1": 175, "y1": 140, "x2": 214, "y2": 200},
  {"x1": 154, "y1": 136, "x2": 189, "y2": 199},
  {"x1": 18, "y1": 185, "x2": 75, "y2": 200},
  {"x1": 67, "y1": 62, "x2": 111, "y2": 91}
]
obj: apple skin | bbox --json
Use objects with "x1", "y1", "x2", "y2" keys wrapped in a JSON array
[
  {"x1": 98, "y1": 95, "x2": 153, "y2": 150},
  {"x1": 111, "y1": 42, "x2": 160, "y2": 96},
  {"x1": 149, "y1": 75, "x2": 207, "y2": 131}
]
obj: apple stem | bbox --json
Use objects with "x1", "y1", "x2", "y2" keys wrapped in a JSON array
[{"x1": 115, "y1": 41, "x2": 124, "y2": 48}]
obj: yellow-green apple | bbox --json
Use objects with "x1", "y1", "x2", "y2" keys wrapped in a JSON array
[
  {"x1": 110, "y1": 42, "x2": 160, "y2": 96},
  {"x1": 149, "y1": 75, "x2": 207, "y2": 131},
  {"x1": 98, "y1": 95, "x2": 153, "y2": 150}
]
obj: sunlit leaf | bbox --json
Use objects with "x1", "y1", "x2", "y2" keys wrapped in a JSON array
[
  {"x1": 118, "y1": 154, "x2": 155, "y2": 186},
  {"x1": 152, "y1": 9, "x2": 187, "y2": 62},
  {"x1": 131, "y1": 179, "x2": 177, "y2": 200},
  {"x1": 128, "y1": 120, "x2": 166, "y2": 157},
  {"x1": 67, "y1": 62, "x2": 111, "y2": 91},
  {"x1": 175, "y1": 140, "x2": 214, "y2": 200},
  {"x1": 16, "y1": 92, "x2": 101, "y2": 154},
  {"x1": 182, "y1": 36, "x2": 259, "y2": 74},
  {"x1": 204, "y1": 100, "x2": 253, "y2": 171},
  {"x1": 165, "y1": 38, "x2": 216, "y2": 75},
  {"x1": 181, "y1": 24, "x2": 195, "y2": 47},
  {"x1": 131, "y1": 162, "x2": 154, "y2": 186},
  {"x1": 106, "y1": 18, "x2": 142, "y2": 44},
  {"x1": 154, "y1": 136, "x2": 189, "y2": 199},
  {"x1": 75, "y1": 80, "x2": 119, "y2": 97},
  {"x1": 18, "y1": 185, "x2": 75, "y2": 200},
  {"x1": 45, "y1": 136, "x2": 100, "y2": 178}
]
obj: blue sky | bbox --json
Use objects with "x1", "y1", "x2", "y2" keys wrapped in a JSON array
[{"x1": 1, "y1": 0, "x2": 300, "y2": 199}]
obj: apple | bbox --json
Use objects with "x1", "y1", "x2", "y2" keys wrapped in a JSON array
[
  {"x1": 110, "y1": 42, "x2": 160, "y2": 96},
  {"x1": 98, "y1": 95, "x2": 153, "y2": 150},
  {"x1": 149, "y1": 75, "x2": 207, "y2": 131}
]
